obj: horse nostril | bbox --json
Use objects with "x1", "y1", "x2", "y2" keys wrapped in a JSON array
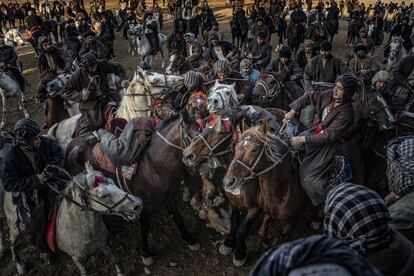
[{"x1": 186, "y1": 153, "x2": 196, "y2": 162}]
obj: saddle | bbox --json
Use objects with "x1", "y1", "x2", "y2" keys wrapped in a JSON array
[{"x1": 92, "y1": 118, "x2": 128, "y2": 175}]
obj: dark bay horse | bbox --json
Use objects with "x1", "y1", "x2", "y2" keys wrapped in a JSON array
[
  {"x1": 64, "y1": 114, "x2": 201, "y2": 265},
  {"x1": 251, "y1": 73, "x2": 302, "y2": 111}
]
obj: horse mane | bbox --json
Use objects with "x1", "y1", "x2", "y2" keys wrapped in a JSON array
[
  {"x1": 156, "y1": 113, "x2": 180, "y2": 131},
  {"x1": 116, "y1": 80, "x2": 147, "y2": 120},
  {"x1": 240, "y1": 125, "x2": 286, "y2": 163}
]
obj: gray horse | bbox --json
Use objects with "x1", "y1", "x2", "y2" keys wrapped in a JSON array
[{"x1": 0, "y1": 148, "x2": 143, "y2": 276}]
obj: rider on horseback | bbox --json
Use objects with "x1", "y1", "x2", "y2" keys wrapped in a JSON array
[
  {"x1": 62, "y1": 52, "x2": 125, "y2": 135},
  {"x1": 245, "y1": 32, "x2": 272, "y2": 70},
  {"x1": 239, "y1": 58, "x2": 260, "y2": 86},
  {"x1": 0, "y1": 37, "x2": 25, "y2": 92},
  {"x1": 37, "y1": 36, "x2": 66, "y2": 74},
  {"x1": 2, "y1": 118, "x2": 63, "y2": 261},
  {"x1": 184, "y1": 32, "x2": 204, "y2": 67},
  {"x1": 145, "y1": 11, "x2": 160, "y2": 56}
]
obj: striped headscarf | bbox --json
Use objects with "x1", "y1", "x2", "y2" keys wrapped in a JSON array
[{"x1": 324, "y1": 183, "x2": 392, "y2": 255}]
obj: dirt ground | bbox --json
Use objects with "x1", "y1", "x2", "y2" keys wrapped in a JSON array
[{"x1": 0, "y1": 1, "x2": 391, "y2": 275}]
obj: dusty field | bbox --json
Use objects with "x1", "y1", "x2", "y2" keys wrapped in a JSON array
[{"x1": 0, "y1": 1, "x2": 391, "y2": 275}]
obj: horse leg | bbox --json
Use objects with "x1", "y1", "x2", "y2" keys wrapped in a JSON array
[
  {"x1": 71, "y1": 256, "x2": 87, "y2": 276},
  {"x1": 277, "y1": 220, "x2": 297, "y2": 245},
  {"x1": 0, "y1": 220, "x2": 5, "y2": 260},
  {"x1": 18, "y1": 92, "x2": 30, "y2": 119},
  {"x1": 219, "y1": 207, "x2": 241, "y2": 256},
  {"x1": 258, "y1": 213, "x2": 271, "y2": 246},
  {"x1": 139, "y1": 211, "x2": 154, "y2": 266},
  {"x1": 9, "y1": 227, "x2": 26, "y2": 275},
  {"x1": 165, "y1": 201, "x2": 200, "y2": 250},
  {"x1": 232, "y1": 207, "x2": 260, "y2": 267},
  {"x1": 0, "y1": 91, "x2": 7, "y2": 129},
  {"x1": 102, "y1": 245, "x2": 124, "y2": 276},
  {"x1": 159, "y1": 47, "x2": 165, "y2": 69}
]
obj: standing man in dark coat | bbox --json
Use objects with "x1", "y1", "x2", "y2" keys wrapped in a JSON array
[
  {"x1": 245, "y1": 32, "x2": 272, "y2": 70},
  {"x1": 204, "y1": 32, "x2": 239, "y2": 65},
  {"x1": 284, "y1": 73, "x2": 357, "y2": 206},
  {"x1": 62, "y1": 53, "x2": 125, "y2": 135},
  {"x1": 304, "y1": 40, "x2": 349, "y2": 92},
  {"x1": 2, "y1": 118, "x2": 63, "y2": 261},
  {"x1": 0, "y1": 37, "x2": 25, "y2": 92},
  {"x1": 64, "y1": 18, "x2": 81, "y2": 61}
]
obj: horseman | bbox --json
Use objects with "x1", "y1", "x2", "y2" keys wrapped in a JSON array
[
  {"x1": 239, "y1": 58, "x2": 260, "y2": 87},
  {"x1": 208, "y1": 60, "x2": 253, "y2": 104},
  {"x1": 349, "y1": 43, "x2": 380, "y2": 84},
  {"x1": 36, "y1": 36, "x2": 67, "y2": 127},
  {"x1": 388, "y1": 54, "x2": 414, "y2": 113},
  {"x1": 204, "y1": 32, "x2": 239, "y2": 66},
  {"x1": 245, "y1": 32, "x2": 272, "y2": 70},
  {"x1": 184, "y1": 32, "x2": 204, "y2": 67},
  {"x1": 266, "y1": 46, "x2": 304, "y2": 102},
  {"x1": 289, "y1": 3, "x2": 307, "y2": 35},
  {"x1": 295, "y1": 39, "x2": 318, "y2": 69},
  {"x1": 304, "y1": 40, "x2": 349, "y2": 92},
  {"x1": 2, "y1": 118, "x2": 63, "y2": 262},
  {"x1": 172, "y1": 11, "x2": 187, "y2": 36},
  {"x1": 144, "y1": 11, "x2": 160, "y2": 56},
  {"x1": 353, "y1": 28, "x2": 375, "y2": 56},
  {"x1": 284, "y1": 73, "x2": 357, "y2": 206},
  {"x1": 79, "y1": 30, "x2": 109, "y2": 60},
  {"x1": 62, "y1": 52, "x2": 125, "y2": 135},
  {"x1": 370, "y1": 70, "x2": 390, "y2": 96},
  {"x1": 390, "y1": 17, "x2": 413, "y2": 53},
  {"x1": 326, "y1": 1, "x2": 339, "y2": 37},
  {"x1": 250, "y1": 17, "x2": 269, "y2": 41},
  {"x1": 93, "y1": 20, "x2": 116, "y2": 58},
  {"x1": 64, "y1": 18, "x2": 81, "y2": 61},
  {"x1": 0, "y1": 37, "x2": 25, "y2": 92}
]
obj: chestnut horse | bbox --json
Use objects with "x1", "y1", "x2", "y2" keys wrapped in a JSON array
[
  {"x1": 64, "y1": 114, "x2": 201, "y2": 265},
  {"x1": 223, "y1": 120, "x2": 307, "y2": 248}
]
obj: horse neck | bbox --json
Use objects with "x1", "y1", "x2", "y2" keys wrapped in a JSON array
[{"x1": 352, "y1": 97, "x2": 369, "y2": 130}]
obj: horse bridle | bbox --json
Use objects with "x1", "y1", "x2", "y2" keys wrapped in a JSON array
[
  {"x1": 256, "y1": 74, "x2": 282, "y2": 103},
  {"x1": 230, "y1": 128, "x2": 290, "y2": 181},
  {"x1": 44, "y1": 165, "x2": 136, "y2": 217},
  {"x1": 192, "y1": 128, "x2": 235, "y2": 161}
]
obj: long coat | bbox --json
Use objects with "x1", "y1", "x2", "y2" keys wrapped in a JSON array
[{"x1": 290, "y1": 90, "x2": 354, "y2": 205}]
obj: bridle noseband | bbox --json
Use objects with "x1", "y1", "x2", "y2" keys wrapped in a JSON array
[{"x1": 256, "y1": 74, "x2": 282, "y2": 103}]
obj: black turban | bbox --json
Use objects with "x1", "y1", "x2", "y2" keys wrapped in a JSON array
[
  {"x1": 14, "y1": 118, "x2": 40, "y2": 146},
  {"x1": 336, "y1": 73, "x2": 359, "y2": 102},
  {"x1": 249, "y1": 235, "x2": 381, "y2": 276},
  {"x1": 320, "y1": 40, "x2": 332, "y2": 51}
]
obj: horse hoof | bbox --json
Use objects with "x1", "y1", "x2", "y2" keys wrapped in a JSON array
[
  {"x1": 187, "y1": 242, "x2": 200, "y2": 251},
  {"x1": 219, "y1": 244, "x2": 233, "y2": 256},
  {"x1": 232, "y1": 255, "x2": 247, "y2": 267},
  {"x1": 141, "y1": 256, "x2": 155, "y2": 266},
  {"x1": 16, "y1": 262, "x2": 26, "y2": 275}
]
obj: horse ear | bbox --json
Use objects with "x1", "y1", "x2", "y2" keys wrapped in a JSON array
[{"x1": 259, "y1": 119, "x2": 268, "y2": 134}]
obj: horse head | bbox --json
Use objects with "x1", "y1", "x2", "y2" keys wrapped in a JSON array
[
  {"x1": 252, "y1": 72, "x2": 282, "y2": 105},
  {"x1": 46, "y1": 73, "x2": 71, "y2": 97},
  {"x1": 68, "y1": 162, "x2": 143, "y2": 220},
  {"x1": 355, "y1": 92, "x2": 395, "y2": 131},
  {"x1": 223, "y1": 119, "x2": 286, "y2": 195},
  {"x1": 207, "y1": 81, "x2": 240, "y2": 113},
  {"x1": 183, "y1": 108, "x2": 243, "y2": 167}
]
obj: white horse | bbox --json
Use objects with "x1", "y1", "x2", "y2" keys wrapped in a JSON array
[
  {"x1": 207, "y1": 81, "x2": 243, "y2": 114},
  {"x1": 386, "y1": 36, "x2": 408, "y2": 72},
  {"x1": 0, "y1": 160, "x2": 143, "y2": 276},
  {"x1": 46, "y1": 73, "x2": 80, "y2": 117},
  {"x1": 4, "y1": 28, "x2": 29, "y2": 48},
  {"x1": 133, "y1": 23, "x2": 167, "y2": 68},
  {"x1": 47, "y1": 67, "x2": 183, "y2": 151},
  {"x1": 0, "y1": 71, "x2": 30, "y2": 128}
]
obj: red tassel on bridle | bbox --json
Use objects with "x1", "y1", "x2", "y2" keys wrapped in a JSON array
[{"x1": 92, "y1": 175, "x2": 104, "y2": 188}]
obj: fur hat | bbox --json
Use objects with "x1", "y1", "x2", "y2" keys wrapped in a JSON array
[
  {"x1": 336, "y1": 73, "x2": 359, "y2": 102},
  {"x1": 279, "y1": 46, "x2": 291, "y2": 58},
  {"x1": 320, "y1": 40, "x2": 332, "y2": 51}
]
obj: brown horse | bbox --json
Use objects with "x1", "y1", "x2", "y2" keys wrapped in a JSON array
[
  {"x1": 38, "y1": 70, "x2": 71, "y2": 128},
  {"x1": 64, "y1": 113, "x2": 201, "y2": 265}
]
